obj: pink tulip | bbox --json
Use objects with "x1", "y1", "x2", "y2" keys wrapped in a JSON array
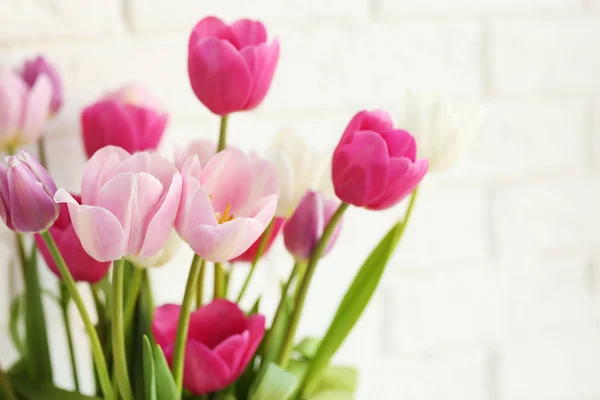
[
  {"x1": 174, "y1": 139, "x2": 216, "y2": 171},
  {"x1": 0, "y1": 151, "x2": 58, "y2": 233},
  {"x1": 54, "y1": 146, "x2": 182, "y2": 264},
  {"x1": 332, "y1": 110, "x2": 428, "y2": 210},
  {"x1": 81, "y1": 84, "x2": 168, "y2": 158},
  {"x1": 152, "y1": 299, "x2": 265, "y2": 395},
  {"x1": 188, "y1": 17, "x2": 280, "y2": 115},
  {"x1": 283, "y1": 191, "x2": 341, "y2": 262},
  {"x1": 35, "y1": 194, "x2": 110, "y2": 283},
  {"x1": 232, "y1": 216, "x2": 285, "y2": 263},
  {"x1": 176, "y1": 148, "x2": 278, "y2": 263},
  {"x1": 20, "y1": 56, "x2": 63, "y2": 115},
  {"x1": 0, "y1": 69, "x2": 52, "y2": 150}
]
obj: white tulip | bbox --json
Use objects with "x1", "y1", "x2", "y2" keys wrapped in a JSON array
[
  {"x1": 397, "y1": 91, "x2": 485, "y2": 172},
  {"x1": 267, "y1": 128, "x2": 333, "y2": 217}
]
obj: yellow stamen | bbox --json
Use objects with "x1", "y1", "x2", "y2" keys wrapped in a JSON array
[{"x1": 217, "y1": 203, "x2": 234, "y2": 224}]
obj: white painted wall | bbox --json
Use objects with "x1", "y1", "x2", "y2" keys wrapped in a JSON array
[{"x1": 1, "y1": 1, "x2": 600, "y2": 399}]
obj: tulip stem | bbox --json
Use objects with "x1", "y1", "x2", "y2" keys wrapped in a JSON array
[
  {"x1": 195, "y1": 259, "x2": 206, "y2": 309},
  {"x1": 217, "y1": 115, "x2": 229, "y2": 152},
  {"x1": 111, "y1": 259, "x2": 134, "y2": 400},
  {"x1": 213, "y1": 263, "x2": 225, "y2": 299},
  {"x1": 37, "y1": 137, "x2": 48, "y2": 169},
  {"x1": 60, "y1": 283, "x2": 81, "y2": 392},
  {"x1": 40, "y1": 231, "x2": 115, "y2": 400},
  {"x1": 276, "y1": 203, "x2": 349, "y2": 367},
  {"x1": 236, "y1": 218, "x2": 275, "y2": 303},
  {"x1": 172, "y1": 254, "x2": 203, "y2": 394},
  {"x1": 260, "y1": 262, "x2": 302, "y2": 367},
  {"x1": 0, "y1": 362, "x2": 16, "y2": 400}
]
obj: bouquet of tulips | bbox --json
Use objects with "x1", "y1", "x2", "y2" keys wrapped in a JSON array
[{"x1": 0, "y1": 15, "x2": 484, "y2": 400}]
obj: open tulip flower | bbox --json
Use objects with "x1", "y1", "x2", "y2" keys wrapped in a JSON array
[
  {"x1": 174, "y1": 139, "x2": 217, "y2": 170},
  {"x1": 188, "y1": 16, "x2": 280, "y2": 115},
  {"x1": 332, "y1": 110, "x2": 428, "y2": 210},
  {"x1": 152, "y1": 300, "x2": 265, "y2": 395},
  {"x1": 176, "y1": 147, "x2": 278, "y2": 263},
  {"x1": 54, "y1": 146, "x2": 182, "y2": 265}
]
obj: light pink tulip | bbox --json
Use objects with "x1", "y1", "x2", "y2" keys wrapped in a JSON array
[
  {"x1": 54, "y1": 146, "x2": 182, "y2": 264},
  {"x1": 176, "y1": 148, "x2": 278, "y2": 263},
  {"x1": 283, "y1": 191, "x2": 341, "y2": 262},
  {"x1": 332, "y1": 110, "x2": 428, "y2": 210},
  {"x1": 0, "y1": 69, "x2": 52, "y2": 150},
  {"x1": 187, "y1": 17, "x2": 280, "y2": 115},
  {"x1": 174, "y1": 140, "x2": 217, "y2": 171}
]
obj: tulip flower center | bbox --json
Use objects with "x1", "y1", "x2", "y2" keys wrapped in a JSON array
[{"x1": 215, "y1": 203, "x2": 234, "y2": 224}]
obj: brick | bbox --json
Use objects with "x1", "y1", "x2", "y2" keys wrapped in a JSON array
[
  {"x1": 126, "y1": 0, "x2": 370, "y2": 32},
  {"x1": 491, "y1": 18, "x2": 600, "y2": 94},
  {"x1": 492, "y1": 175, "x2": 600, "y2": 260},
  {"x1": 356, "y1": 351, "x2": 490, "y2": 400},
  {"x1": 377, "y1": 0, "x2": 579, "y2": 14},
  {"x1": 0, "y1": 0, "x2": 124, "y2": 42},
  {"x1": 500, "y1": 331, "x2": 600, "y2": 399},
  {"x1": 453, "y1": 98, "x2": 587, "y2": 181}
]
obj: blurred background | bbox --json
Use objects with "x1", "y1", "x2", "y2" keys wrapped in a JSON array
[{"x1": 1, "y1": 1, "x2": 600, "y2": 399}]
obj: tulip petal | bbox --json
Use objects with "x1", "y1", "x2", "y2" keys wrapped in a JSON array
[
  {"x1": 367, "y1": 158, "x2": 428, "y2": 210},
  {"x1": 177, "y1": 182, "x2": 218, "y2": 241},
  {"x1": 127, "y1": 105, "x2": 168, "y2": 151},
  {"x1": 139, "y1": 173, "x2": 182, "y2": 259},
  {"x1": 0, "y1": 165, "x2": 12, "y2": 229},
  {"x1": 338, "y1": 110, "x2": 394, "y2": 147},
  {"x1": 17, "y1": 150, "x2": 57, "y2": 195},
  {"x1": 322, "y1": 198, "x2": 343, "y2": 257},
  {"x1": 240, "y1": 40, "x2": 279, "y2": 110},
  {"x1": 55, "y1": 189, "x2": 126, "y2": 262},
  {"x1": 284, "y1": 191, "x2": 323, "y2": 262},
  {"x1": 381, "y1": 129, "x2": 417, "y2": 160},
  {"x1": 98, "y1": 172, "x2": 163, "y2": 255},
  {"x1": 188, "y1": 37, "x2": 252, "y2": 115},
  {"x1": 116, "y1": 151, "x2": 177, "y2": 190},
  {"x1": 20, "y1": 74, "x2": 52, "y2": 144},
  {"x1": 188, "y1": 16, "x2": 232, "y2": 53},
  {"x1": 81, "y1": 146, "x2": 130, "y2": 205},
  {"x1": 0, "y1": 70, "x2": 27, "y2": 141},
  {"x1": 152, "y1": 304, "x2": 182, "y2": 350},
  {"x1": 230, "y1": 19, "x2": 268, "y2": 49},
  {"x1": 82, "y1": 101, "x2": 138, "y2": 158},
  {"x1": 182, "y1": 340, "x2": 232, "y2": 395},
  {"x1": 214, "y1": 332, "x2": 248, "y2": 373},
  {"x1": 175, "y1": 139, "x2": 216, "y2": 170},
  {"x1": 236, "y1": 155, "x2": 279, "y2": 217},
  {"x1": 59, "y1": 225, "x2": 111, "y2": 283},
  {"x1": 237, "y1": 314, "x2": 265, "y2": 375},
  {"x1": 189, "y1": 299, "x2": 247, "y2": 349},
  {"x1": 232, "y1": 216, "x2": 284, "y2": 263}
]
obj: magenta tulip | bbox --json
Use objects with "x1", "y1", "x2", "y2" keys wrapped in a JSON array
[
  {"x1": 332, "y1": 110, "x2": 428, "y2": 210},
  {"x1": 54, "y1": 146, "x2": 182, "y2": 265},
  {"x1": 0, "y1": 151, "x2": 58, "y2": 233},
  {"x1": 174, "y1": 139, "x2": 216, "y2": 171},
  {"x1": 283, "y1": 191, "x2": 341, "y2": 262},
  {"x1": 176, "y1": 148, "x2": 278, "y2": 263},
  {"x1": 35, "y1": 194, "x2": 110, "y2": 283},
  {"x1": 0, "y1": 69, "x2": 52, "y2": 151},
  {"x1": 20, "y1": 56, "x2": 63, "y2": 115},
  {"x1": 152, "y1": 300, "x2": 265, "y2": 395},
  {"x1": 188, "y1": 17, "x2": 280, "y2": 115},
  {"x1": 81, "y1": 84, "x2": 168, "y2": 158}
]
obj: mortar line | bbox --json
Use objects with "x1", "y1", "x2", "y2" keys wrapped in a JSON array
[{"x1": 479, "y1": 21, "x2": 492, "y2": 98}]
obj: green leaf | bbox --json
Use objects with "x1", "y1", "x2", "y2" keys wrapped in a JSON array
[
  {"x1": 250, "y1": 363, "x2": 298, "y2": 400},
  {"x1": 23, "y1": 246, "x2": 52, "y2": 381},
  {"x1": 308, "y1": 366, "x2": 357, "y2": 394},
  {"x1": 9, "y1": 295, "x2": 26, "y2": 358},
  {"x1": 249, "y1": 297, "x2": 261, "y2": 315},
  {"x1": 294, "y1": 337, "x2": 321, "y2": 361},
  {"x1": 261, "y1": 295, "x2": 294, "y2": 362},
  {"x1": 306, "y1": 390, "x2": 354, "y2": 400},
  {"x1": 152, "y1": 341, "x2": 178, "y2": 400},
  {"x1": 142, "y1": 336, "x2": 157, "y2": 400},
  {"x1": 302, "y1": 221, "x2": 403, "y2": 391},
  {"x1": 133, "y1": 272, "x2": 155, "y2": 398}
]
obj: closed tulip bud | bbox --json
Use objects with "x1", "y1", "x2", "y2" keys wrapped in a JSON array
[
  {"x1": 81, "y1": 83, "x2": 168, "y2": 158},
  {"x1": 20, "y1": 56, "x2": 63, "y2": 116},
  {"x1": 188, "y1": 17, "x2": 280, "y2": 115},
  {"x1": 397, "y1": 91, "x2": 485, "y2": 172},
  {"x1": 283, "y1": 190, "x2": 341, "y2": 263},
  {"x1": 332, "y1": 110, "x2": 428, "y2": 210},
  {"x1": 0, "y1": 151, "x2": 58, "y2": 233},
  {"x1": 0, "y1": 69, "x2": 52, "y2": 151}
]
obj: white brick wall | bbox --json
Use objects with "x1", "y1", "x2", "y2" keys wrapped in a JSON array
[{"x1": 1, "y1": 1, "x2": 599, "y2": 399}]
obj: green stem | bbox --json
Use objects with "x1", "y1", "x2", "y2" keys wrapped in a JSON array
[
  {"x1": 37, "y1": 137, "x2": 48, "y2": 169},
  {"x1": 213, "y1": 263, "x2": 224, "y2": 299},
  {"x1": 260, "y1": 262, "x2": 301, "y2": 365},
  {"x1": 172, "y1": 254, "x2": 203, "y2": 394},
  {"x1": 111, "y1": 259, "x2": 133, "y2": 400},
  {"x1": 236, "y1": 218, "x2": 275, "y2": 303},
  {"x1": 276, "y1": 203, "x2": 349, "y2": 367},
  {"x1": 60, "y1": 284, "x2": 81, "y2": 392},
  {"x1": 40, "y1": 231, "x2": 114, "y2": 400},
  {"x1": 195, "y1": 259, "x2": 206, "y2": 309},
  {"x1": 0, "y1": 363, "x2": 16, "y2": 400},
  {"x1": 15, "y1": 233, "x2": 27, "y2": 279},
  {"x1": 217, "y1": 115, "x2": 229, "y2": 152},
  {"x1": 123, "y1": 267, "x2": 143, "y2": 335}
]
